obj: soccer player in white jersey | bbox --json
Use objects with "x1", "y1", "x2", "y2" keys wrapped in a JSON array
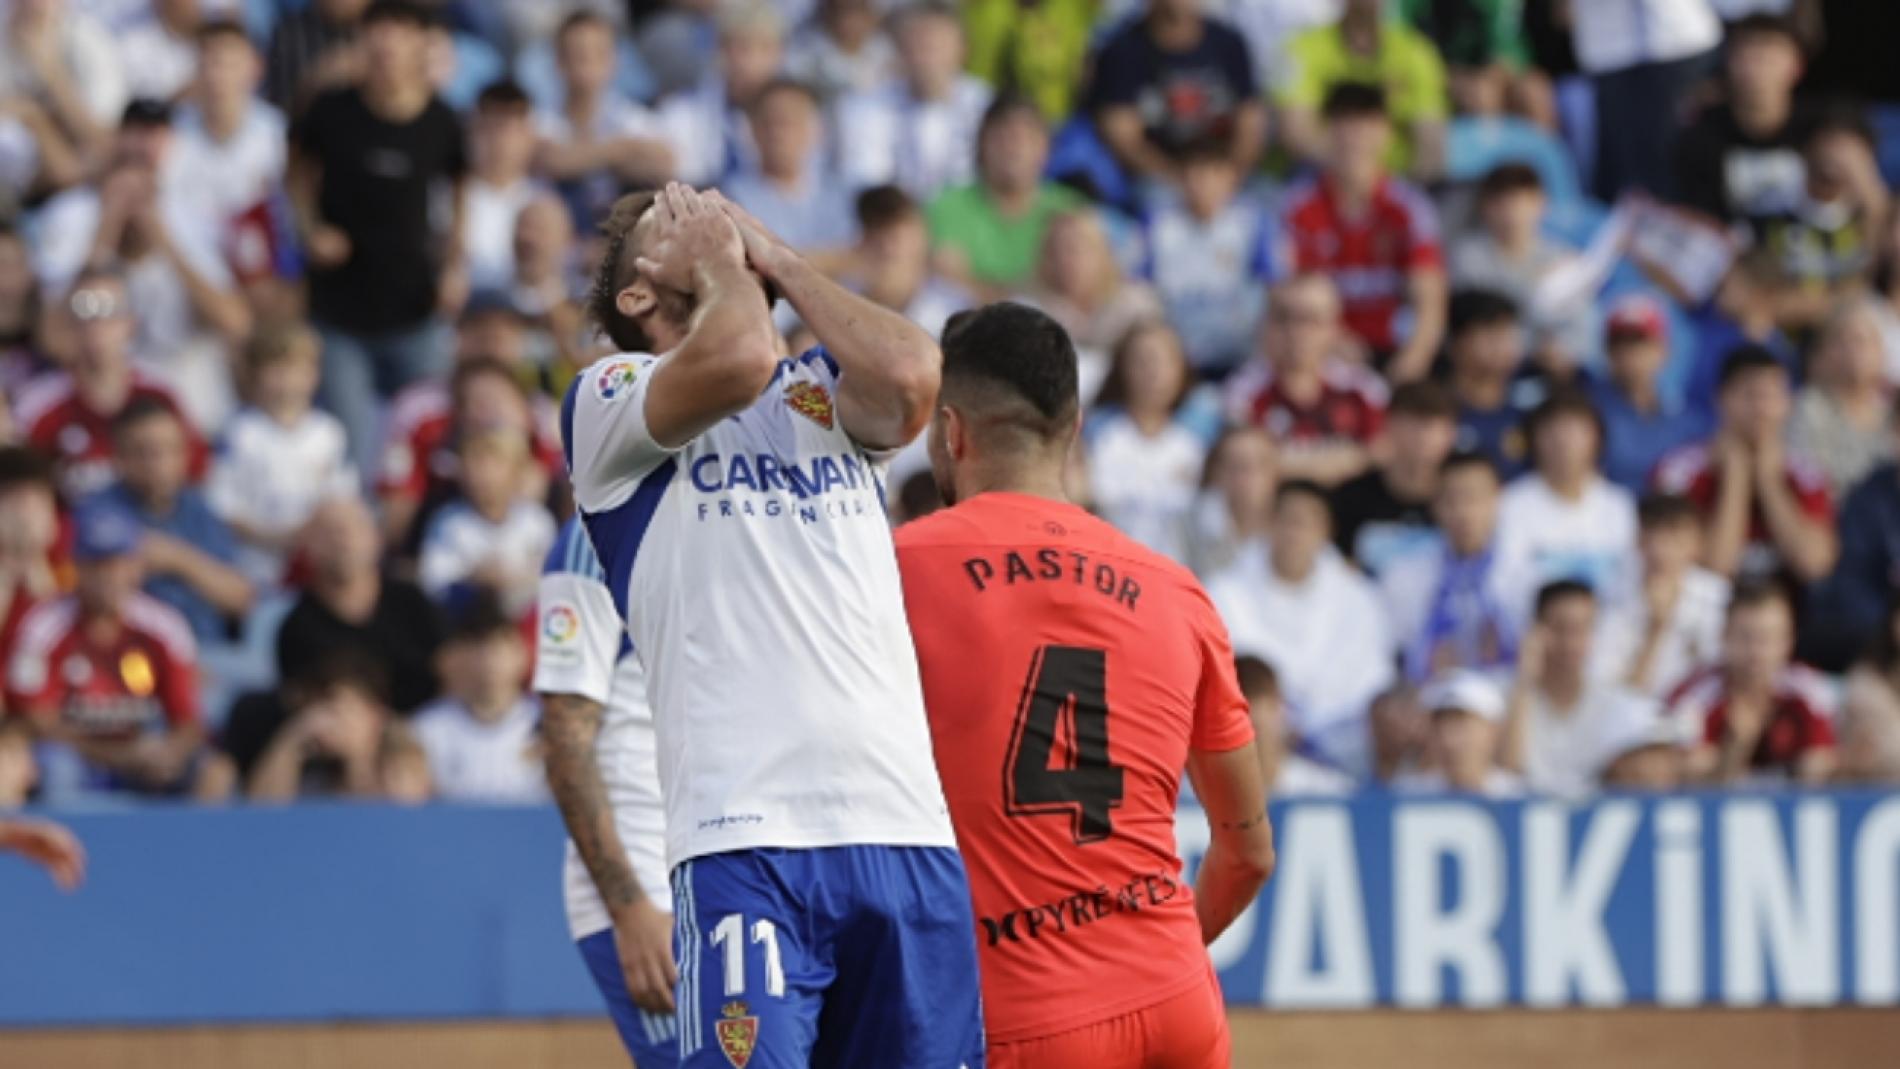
[
  {"x1": 535, "y1": 516, "x2": 677, "y2": 1066},
  {"x1": 562, "y1": 183, "x2": 982, "y2": 1068}
]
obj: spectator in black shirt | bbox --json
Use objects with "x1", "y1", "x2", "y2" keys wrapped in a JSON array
[
  {"x1": 1086, "y1": 0, "x2": 1265, "y2": 192},
  {"x1": 290, "y1": 0, "x2": 468, "y2": 482},
  {"x1": 1674, "y1": 15, "x2": 1815, "y2": 236},
  {"x1": 1332, "y1": 380, "x2": 1459, "y2": 578},
  {"x1": 275, "y1": 496, "x2": 442, "y2": 713}
]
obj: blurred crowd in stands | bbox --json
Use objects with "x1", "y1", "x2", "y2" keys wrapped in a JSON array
[{"x1": 1, "y1": 0, "x2": 1899, "y2": 809}]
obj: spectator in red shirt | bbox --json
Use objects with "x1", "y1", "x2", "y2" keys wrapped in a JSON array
[
  {"x1": 1651, "y1": 345, "x2": 1837, "y2": 584},
  {"x1": 1671, "y1": 582, "x2": 1837, "y2": 785},
  {"x1": 15, "y1": 264, "x2": 206, "y2": 500},
  {"x1": 4, "y1": 499, "x2": 205, "y2": 797},
  {"x1": 1279, "y1": 82, "x2": 1447, "y2": 382},
  {"x1": 0, "y1": 447, "x2": 62, "y2": 673},
  {"x1": 1225, "y1": 272, "x2": 1387, "y2": 486}
]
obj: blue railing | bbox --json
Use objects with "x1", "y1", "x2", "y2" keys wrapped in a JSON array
[{"x1": 3, "y1": 791, "x2": 1897, "y2": 1026}]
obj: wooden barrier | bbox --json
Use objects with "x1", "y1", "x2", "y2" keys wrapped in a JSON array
[{"x1": 5, "y1": 1009, "x2": 1898, "y2": 1069}]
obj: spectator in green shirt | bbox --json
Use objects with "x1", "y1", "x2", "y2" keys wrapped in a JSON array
[
  {"x1": 962, "y1": 0, "x2": 1099, "y2": 122},
  {"x1": 1277, "y1": 0, "x2": 1450, "y2": 180},
  {"x1": 927, "y1": 94, "x2": 1083, "y2": 296},
  {"x1": 1400, "y1": 0, "x2": 1554, "y2": 129}
]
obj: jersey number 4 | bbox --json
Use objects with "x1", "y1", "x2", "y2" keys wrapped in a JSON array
[{"x1": 1004, "y1": 645, "x2": 1127, "y2": 844}]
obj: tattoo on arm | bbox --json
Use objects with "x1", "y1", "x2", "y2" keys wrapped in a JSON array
[
  {"x1": 1217, "y1": 809, "x2": 1269, "y2": 832},
  {"x1": 541, "y1": 693, "x2": 646, "y2": 911}
]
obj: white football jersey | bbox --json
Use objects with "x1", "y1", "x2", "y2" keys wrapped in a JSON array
[
  {"x1": 563, "y1": 349, "x2": 955, "y2": 867},
  {"x1": 534, "y1": 517, "x2": 672, "y2": 938}
]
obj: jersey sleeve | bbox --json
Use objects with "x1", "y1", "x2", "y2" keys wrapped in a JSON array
[
  {"x1": 562, "y1": 354, "x2": 673, "y2": 514},
  {"x1": 531, "y1": 568, "x2": 622, "y2": 706},
  {"x1": 1188, "y1": 584, "x2": 1257, "y2": 752}
]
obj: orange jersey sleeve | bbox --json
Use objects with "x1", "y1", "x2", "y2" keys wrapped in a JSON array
[{"x1": 896, "y1": 493, "x2": 1253, "y2": 1043}]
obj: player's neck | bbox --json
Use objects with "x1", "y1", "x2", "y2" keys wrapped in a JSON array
[{"x1": 958, "y1": 464, "x2": 1070, "y2": 505}]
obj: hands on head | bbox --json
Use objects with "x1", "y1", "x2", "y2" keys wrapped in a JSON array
[{"x1": 634, "y1": 182, "x2": 791, "y2": 296}]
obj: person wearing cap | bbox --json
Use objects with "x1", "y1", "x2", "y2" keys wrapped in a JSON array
[
  {"x1": 1652, "y1": 344, "x2": 1836, "y2": 584},
  {"x1": 1592, "y1": 694, "x2": 1687, "y2": 791},
  {"x1": 1584, "y1": 293, "x2": 1713, "y2": 492},
  {"x1": 30, "y1": 96, "x2": 249, "y2": 431},
  {"x1": 1396, "y1": 668, "x2": 1523, "y2": 797},
  {"x1": 3, "y1": 499, "x2": 206, "y2": 798},
  {"x1": 1499, "y1": 580, "x2": 1666, "y2": 798}
]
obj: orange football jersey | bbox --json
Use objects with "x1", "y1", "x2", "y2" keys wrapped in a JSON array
[{"x1": 895, "y1": 492, "x2": 1255, "y2": 1043}]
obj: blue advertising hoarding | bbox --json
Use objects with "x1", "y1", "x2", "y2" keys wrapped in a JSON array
[{"x1": 1, "y1": 792, "x2": 1897, "y2": 1025}]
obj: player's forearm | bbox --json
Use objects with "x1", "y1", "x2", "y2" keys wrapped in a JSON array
[
  {"x1": 763, "y1": 251, "x2": 941, "y2": 448},
  {"x1": 542, "y1": 693, "x2": 652, "y2": 910},
  {"x1": 673, "y1": 259, "x2": 781, "y2": 402},
  {"x1": 1194, "y1": 833, "x2": 1273, "y2": 944}
]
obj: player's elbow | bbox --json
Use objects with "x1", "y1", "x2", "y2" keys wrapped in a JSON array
[{"x1": 883, "y1": 344, "x2": 942, "y2": 441}]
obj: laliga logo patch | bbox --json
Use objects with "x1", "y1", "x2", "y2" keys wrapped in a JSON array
[
  {"x1": 594, "y1": 360, "x2": 639, "y2": 402},
  {"x1": 784, "y1": 381, "x2": 834, "y2": 430},
  {"x1": 717, "y1": 1000, "x2": 759, "y2": 1068},
  {"x1": 541, "y1": 603, "x2": 580, "y2": 644}
]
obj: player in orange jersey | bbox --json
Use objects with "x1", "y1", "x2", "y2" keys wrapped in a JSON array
[{"x1": 896, "y1": 303, "x2": 1276, "y2": 1069}]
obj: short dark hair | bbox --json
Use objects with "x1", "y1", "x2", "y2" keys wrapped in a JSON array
[
  {"x1": 1524, "y1": 389, "x2": 1603, "y2": 452},
  {"x1": 1388, "y1": 380, "x2": 1457, "y2": 422},
  {"x1": 1478, "y1": 162, "x2": 1543, "y2": 200},
  {"x1": 195, "y1": 17, "x2": 251, "y2": 46},
  {"x1": 587, "y1": 192, "x2": 660, "y2": 352},
  {"x1": 1440, "y1": 449, "x2": 1499, "y2": 484},
  {"x1": 1273, "y1": 478, "x2": 1331, "y2": 519},
  {"x1": 1638, "y1": 492, "x2": 1701, "y2": 530},
  {"x1": 1178, "y1": 132, "x2": 1236, "y2": 167},
  {"x1": 1535, "y1": 578, "x2": 1596, "y2": 618},
  {"x1": 111, "y1": 394, "x2": 181, "y2": 440},
  {"x1": 444, "y1": 590, "x2": 519, "y2": 646},
  {"x1": 294, "y1": 647, "x2": 392, "y2": 710},
  {"x1": 750, "y1": 76, "x2": 820, "y2": 117},
  {"x1": 855, "y1": 184, "x2": 919, "y2": 231},
  {"x1": 1727, "y1": 13, "x2": 1802, "y2": 53},
  {"x1": 1234, "y1": 655, "x2": 1279, "y2": 702},
  {"x1": 979, "y1": 91, "x2": 1044, "y2": 139},
  {"x1": 1716, "y1": 344, "x2": 1788, "y2": 393},
  {"x1": 363, "y1": 0, "x2": 433, "y2": 29},
  {"x1": 939, "y1": 302, "x2": 1079, "y2": 438},
  {"x1": 1449, "y1": 289, "x2": 1520, "y2": 337},
  {"x1": 0, "y1": 445, "x2": 56, "y2": 497},
  {"x1": 1727, "y1": 579, "x2": 1794, "y2": 622},
  {"x1": 1322, "y1": 82, "x2": 1387, "y2": 121},
  {"x1": 476, "y1": 79, "x2": 532, "y2": 113}
]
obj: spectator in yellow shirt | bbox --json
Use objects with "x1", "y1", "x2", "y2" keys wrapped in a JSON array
[
  {"x1": 1276, "y1": 0, "x2": 1449, "y2": 180},
  {"x1": 962, "y1": 0, "x2": 1098, "y2": 121}
]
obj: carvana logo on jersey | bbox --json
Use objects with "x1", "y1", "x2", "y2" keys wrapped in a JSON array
[
  {"x1": 594, "y1": 360, "x2": 639, "y2": 402},
  {"x1": 688, "y1": 450, "x2": 883, "y2": 525}
]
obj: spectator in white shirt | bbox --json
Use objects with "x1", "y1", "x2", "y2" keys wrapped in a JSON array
[
  {"x1": 1185, "y1": 424, "x2": 1277, "y2": 577},
  {"x1": 207, "y1": 321, "x2": 357, "y2": 587},
  {"x1": 723, "y1": 78, "x2": 855, "y2": 255},
  {"x1": 1209, "y1": 479, "x2": 1395, "y2": 756},
  {"x1": 535, "y1": 9, "x2": 673, "y2": 226},
  {"x1": 784, "y1": 0, "x2": 896, "y2": 106},
  {"x1": 1142, "y1": 135, "x2": 1278, "y2": 376},
  {"x1": 411, "y1": 597, "x2": 548, "y2": 803},
  {"x1": 1086, "y1": 321, "x2": 1207, "y2": 562},
  {"x1": 1497, "y1": 389, "x2": 1639, "y2": 600},
  {"x1": 117, "y1": 0, "x2": 203, "y2": 103},
  {"x1": 834, "y1": 2, "x2": 992, "y2": 199},
  {"x1": 502, "y1": 195, "x2": 589, "y2": 371},
  {"x1": 1236, "y1": 654, "x2": 1354, "y2": 796},
  {"x1": 1570, "y1": 0, "x2": 1722, "y2": 199},
  {"x1": 656, "y1": 0, "x2": 785, "y2": 187},
  {"x1": 1402, "y1": 669, "x2": 1524, "y2": 797},
  {"x1": 32, "y1": 100, "x2": 250, "y2": 430},
  {"x1": 417, "y1": 422, "x2": 554, "y2": 617},
  {"x1": 463, "y1": 81, "x2": 544, "y2": 294},
  {"x1": 1501, "y1": 579, "x2": 1668, "y2": 797},
  {"x1": 1597, "y1": 493, "x2": 1731, "y2": 699},
  {"x1": 1448, "y1": 164, "x2": 1592, "y2": 372},
  {"x1": 171, "y1": 19, "x2": 287, "y2": 279},
  {"x1": 0, "y1": 0, "x2": 127, "y2": 161}
]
